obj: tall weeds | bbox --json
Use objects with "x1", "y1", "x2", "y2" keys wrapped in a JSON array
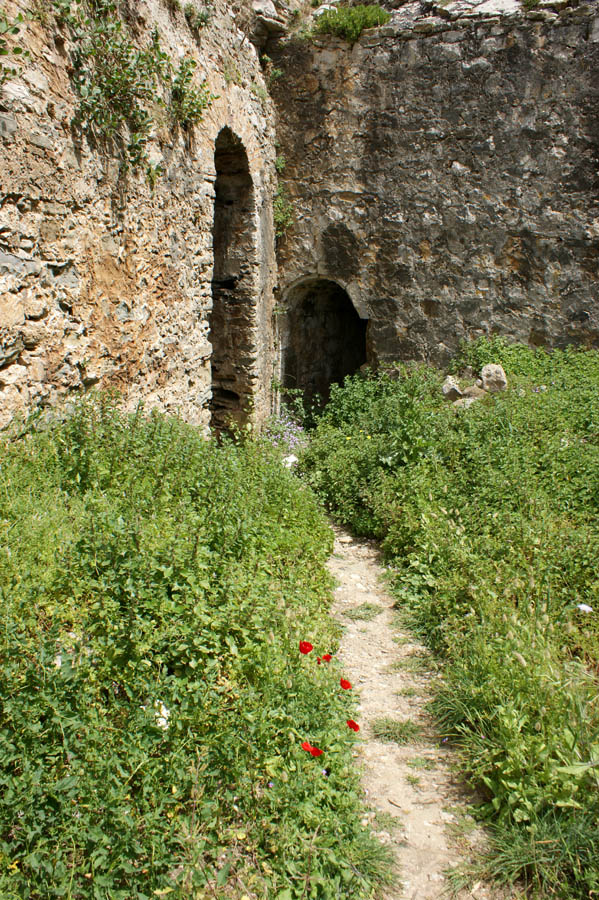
[
  {"x1": 0, "y1": 396, "x2": 390, "y2": 898},
  {"x1": 302, "y1": 341, "x2": 599, "y2": 897}
]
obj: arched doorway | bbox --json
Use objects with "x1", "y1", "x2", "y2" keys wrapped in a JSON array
[
  {"x1": 209, "y1": 127, "x2": 257, "y2": 431},
  {"x1": 281, "y1": 278, "x2": 368, "y2": 404}
]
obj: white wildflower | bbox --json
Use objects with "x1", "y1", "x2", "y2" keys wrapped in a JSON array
[
  {"x1": 576, "y1": 603, "x2": 593, "y2": 614},
  {"x1": 155, "y1": 701, "x2": 170, "y2": 730}
]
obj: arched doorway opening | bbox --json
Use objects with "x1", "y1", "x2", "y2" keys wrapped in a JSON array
[
  {"x1": 281, "y1": 278, "x2": 368, "y2": 405},
  {"x1": 209, "y1": 127, "x2": 257, "y2": 431}
]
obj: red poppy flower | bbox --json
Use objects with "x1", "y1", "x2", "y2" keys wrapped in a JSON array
[
  {"x1": 347, "y1": 719, "x2": 360, "y2": 732},
  {"x1": 340, "y1": 678, "x2": 352, "y2": 690},
  {"x1": 299, "y1": 641, "x2": 313, "y2": 655},
  {"x1": 322, "y1": 654, "x2": 332, "y2": 663},
  {"x1": 310, "y1": 745, "x2": 323, "y2": 757},
  {"x1": 317, "y1": 657, "x2": 321, "y2": 665},
  {"x1": 301, "y1": 740, "x2": 313, "y2": 752}
]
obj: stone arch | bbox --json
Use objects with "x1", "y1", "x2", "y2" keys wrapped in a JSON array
[
  {"x1": 280, "y1": 277, "x2": 368, "y2": 404},
  {"x1": 208, "y1": 126, "x2": 258, "y2": 431}
]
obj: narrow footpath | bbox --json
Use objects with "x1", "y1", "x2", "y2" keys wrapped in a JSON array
[{"x1": 327, "y1": 526, "x2": 517, "y2": 900}]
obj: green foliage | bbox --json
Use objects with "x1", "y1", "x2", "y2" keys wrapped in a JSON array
[
  {"x1": 0, "y1": 397, "x2": 391, "y2": 898},
  {"x1": 184, "y1": 2, "x2": 210, "y2": 31},
  {"x1": 251, "y1": 80, "x2": 268, "y2": 103},
  {"x1": 275, "y1": 153, "x2": 286, "y2": 173},
  {"x1": 343, "y1": 602, "x2": 383, "y2": 621},
  {"x1": 170, "y1": 56, "x2": 215, "y2": 128},
  {"x1": 273, "y1": 182, "x2": 294, "y2": 238},
  {"x1": 312, "y1": 4, "x2": 391, "y2": 44},
  {"x1": 0, "y1": 11, "x2": 29, "y2": 86},
  {"x1": 301, "y1": 341, "x2": 599, "y2": 896},
  {"x1": 371, "y1": 718, "x2": 421, "y2": 745},
  {"x1": 54, "y1": 0, "x2": 214, "y2": 176}
]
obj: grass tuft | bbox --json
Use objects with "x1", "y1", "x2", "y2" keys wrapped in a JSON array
[
  {"x1": 343, "y1": 602, "x2": 383, "y2": 621},
  {"x1": 371, "y1": 717, "x2": 421, "y2": 745}
]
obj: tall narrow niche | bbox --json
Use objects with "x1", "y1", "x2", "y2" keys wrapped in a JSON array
[{"x1": 209, "y1": 127, "x2": 257, "y2": 431}]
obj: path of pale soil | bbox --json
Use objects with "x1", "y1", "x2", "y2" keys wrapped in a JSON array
[{"x1": 327, "y1": 526, "x2": 520, "y2": 900}]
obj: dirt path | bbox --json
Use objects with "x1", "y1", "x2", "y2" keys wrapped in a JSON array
[{"x1": 327, "y1": 526, "x2": 512, "y2": 900}]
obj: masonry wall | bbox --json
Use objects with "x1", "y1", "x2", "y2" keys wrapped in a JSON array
[
  {"x1": 0, "y1": 0, "x2": 278, "y2": 429},
  {"x1": 271, "y1": 4, "x2": 599, "y2": 367}
]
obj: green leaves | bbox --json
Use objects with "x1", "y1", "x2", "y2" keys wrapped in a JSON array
[
  {"x1": 312, "y1": 4, "x2": 390, "y2": 44},
  {"x1": 0, "y1": 11, "x2": 29, "y2": 86},
  {"x1": 55, "y1": 0, "x2": 215, "y2": 177},
  {"x1": 0, "y1": 397, "x2": 385, "y2": 898},
  {"x1": 170, "y1": 56, "x2": 216, "y2": 129},
  {"x1": 302, "y1": 343, "x2": 599, "y2": 897}
]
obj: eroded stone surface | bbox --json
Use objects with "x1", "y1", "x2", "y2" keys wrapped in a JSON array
[
  {"x1": 0, "y1": 0, "x2": 278, "y2": 430},
  {"x1": 271, "y1": 6, "x2": 599, "y2": 368}
]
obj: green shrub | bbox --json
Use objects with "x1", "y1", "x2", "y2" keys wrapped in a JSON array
[
  {"x1": 312, "y1": 4, "x2": 391, "y2": 44},
  {"x1": 0, "y1": 397, "x2": 391, "y2": 898},
  {"x1": 273, "y1": 182, "x2": 294, "y2": 238},
  {"x1": 170, "y1": 56, "x2": 215, "y2": 128},
  {"x1": 54, "y1": 0, "x2": 215, "y2": 176}
]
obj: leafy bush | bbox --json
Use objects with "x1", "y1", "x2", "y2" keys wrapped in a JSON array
[
  {"x1": 170, "y1": 56, "x2": 215, "y2": 128},
  {"x1": 312, "y1": 4, "x2": 391, "y2": 44},
  {"x1": 301, "y1": 342, "x2": 599, "y2": 896},
  {"x1": 0, "y1": 397, "x2": 390, "y2": 898}
]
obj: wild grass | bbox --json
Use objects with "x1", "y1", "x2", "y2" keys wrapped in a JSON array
[
  {"x1": 301, "y1": 338, "x2": 599, "y2": 897},
  {"x1": 0, "y1": 396, "x2": 390, "y2": 898},
  {"x1": 371, "y1": 718, "x2": 421, "y2": 745},
  {"x1": 343, "y1": 602, "x2": 383, "y2": 621}
]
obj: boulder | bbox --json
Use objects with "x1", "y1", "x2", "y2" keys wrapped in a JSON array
[
  {"x1": 480, "y1": 363, "x2": 507, "y2": 393},
  {"x1": 442, "y1": 374, "x2": 462, "y2": 401}
]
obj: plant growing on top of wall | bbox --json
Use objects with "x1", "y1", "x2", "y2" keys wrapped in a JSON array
[{"x1": 312, "y1": 4, "x2": 390, "y2": 44}]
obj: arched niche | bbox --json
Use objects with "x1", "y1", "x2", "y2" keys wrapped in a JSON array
[
  {"x1": 281, "y1": 277, "x2": 368, "y2": 404},
  {"x1": 208, "y1": 127, "x2": 257, "y2": 431}
]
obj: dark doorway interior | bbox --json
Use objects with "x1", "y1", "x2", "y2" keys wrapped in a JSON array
[
  {"x1": 209, "y1": 127, "x2": 256, "y2": 431},
  {"x1": 282, "y1": 279, "x2": 368, "y2": 404}
]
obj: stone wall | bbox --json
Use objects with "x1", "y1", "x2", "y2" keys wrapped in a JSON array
[
  {"x1": 0, "y1": 0, "x2": 278, "y2": 429},
  {"x1": 270, "y1": 1, "x2": 599, "y2": 368}
]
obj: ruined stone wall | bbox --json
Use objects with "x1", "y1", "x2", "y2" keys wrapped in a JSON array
[
  {"x1": 0, "y1": 0, "x2": 278, "y2": 429},
  {"x1": 271, "y1": 2, "x2": 599, "y2": 367}
]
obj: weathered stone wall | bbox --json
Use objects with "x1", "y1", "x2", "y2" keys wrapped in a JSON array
[
  {"x1": 0, "y1": 0, "x2": 278, "y2": 429},
  {"x1": 271, "y1": 2, "x2": 599, "y2": 367}
]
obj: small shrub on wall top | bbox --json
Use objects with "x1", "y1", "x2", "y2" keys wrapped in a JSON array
[{"x1": 313, "y1": 4, "x2": 391, "y2": 44}]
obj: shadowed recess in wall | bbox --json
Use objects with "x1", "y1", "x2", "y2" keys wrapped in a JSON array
[
  {"x1": 209, "y1": 127, "x2": 258, "y2": 432},
  {"x1": 281, "y1": 278, "x2": 367, "y2": 404}
]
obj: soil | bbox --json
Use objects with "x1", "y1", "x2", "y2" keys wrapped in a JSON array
[{"x1": 327, "y1": 526, "x2": 521, "y2": 900}]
